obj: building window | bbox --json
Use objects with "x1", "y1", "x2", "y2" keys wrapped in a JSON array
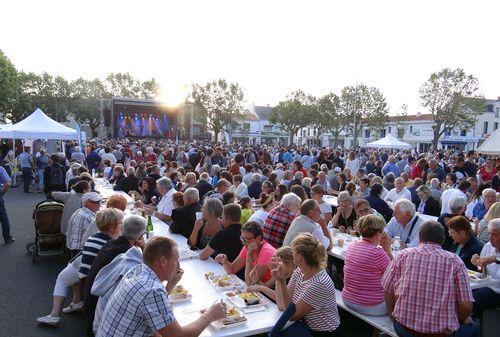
[
  {"x1": 496, "y1": 107, "x2": 500, "y2": 118},
  {"x1": 410, "y1": 125, "x2": 413, "y2": 134},
  {"x1": 365, "y1": 129, "x2": 370, "y2": 138},
  {"x1": 487, "y1": 104, "x2": 494, "y2": 112},
  {"x1": 388, "y1": 126, "x2": 392, "y2": 134},
  {"x1": 495, "y1": 122, "x2": 498, "y2": 131},
  {"x1": 483, "y1": 122, "x2": 489, "y2": 135},
  {"x1": 460, "y1": 129, "x2": 466, "y2": 136},
  {"x1": 380, "y1": 129, "x2": 386, "y2": 138},
  {"x1": 445, "y1": 129, "x2": 451, "y2": 136}
]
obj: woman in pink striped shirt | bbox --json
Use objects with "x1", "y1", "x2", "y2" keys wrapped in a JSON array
[{"x1": 342, "y1": 214, "x2": 393, "y2": 316}]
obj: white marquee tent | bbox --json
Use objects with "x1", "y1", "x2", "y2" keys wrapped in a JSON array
[
  {"x1": 366, "y1": 133, "x2": 412, "y2": 149},
  {"x1": 0, "y1": 108, "x2": 84, "y2": 140},
  {"x1": 477, "y1": 129, "x2": 500, "y2": 155}
]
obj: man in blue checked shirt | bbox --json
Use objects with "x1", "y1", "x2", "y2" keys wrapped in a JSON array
[
  {"x1": 97, "y1": 237, "x2": 227, "y2": 337},
  {"x1": 0, "y1": 166, "x2": 14, "y2": 244}
]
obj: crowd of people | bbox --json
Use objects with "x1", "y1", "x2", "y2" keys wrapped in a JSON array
[{"x1": 3, "y1": 138, "x2": 499, "y2": 337}]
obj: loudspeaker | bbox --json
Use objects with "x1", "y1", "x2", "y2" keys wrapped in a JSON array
[{"x1": 104, "y1": 108, "x2": 111, "y2": 127}]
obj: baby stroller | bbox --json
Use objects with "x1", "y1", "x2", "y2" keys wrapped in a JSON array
[{"x1": 26, "y1": 200, "x2": 66, "y2": 262}]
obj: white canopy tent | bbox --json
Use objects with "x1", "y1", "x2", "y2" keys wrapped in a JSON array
[
  {"x1": 366, "y1": 133, "x2": 412, "y2": 149},
  {"x1": 0, "y1": 108, "x2": 84, "y2": 140},
  {"x1": 477, "y1": 129, "x2": 500, "y2": 155},
  {"x1": 0, "y1": 108, "x2": 86, "y2": 180}
]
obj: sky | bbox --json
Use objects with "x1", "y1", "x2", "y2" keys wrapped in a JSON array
[{"x1": 1, "y1": 0, "x2": 499, "y2": 114}]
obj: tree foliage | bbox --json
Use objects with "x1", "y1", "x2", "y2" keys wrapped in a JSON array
[
  {"x1": 191, "y1": 79, "x2": 248, "y2": 141},
  {"x1": 0, "y1": 50, "x2": 20, "y2": 122},
  {"x1": 340, "y1": 84, "x2": 389, "y2": 146},
  {"x1": 70, "y1": 78, "x2": 109, "y2": 137},
  {"x1": 270, "y1": 90, "x2": 315, "y2": 144},
  {"x1": 420, "y1": 68, "x2": 485, "y2": 149},
  {"x1": 315, "y1": 93, "x2": 346, "y2": 147},
  {"x1": 105, "y1": 72, "x2": 160, "y2": 99}
]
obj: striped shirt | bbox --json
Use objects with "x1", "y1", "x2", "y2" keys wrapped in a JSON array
[
  {"x1": 79, "y1": 232, "x2": 112, "y2": 279},
  {"x1": 289, "y1": 268, "x2": 340, "y2": 332},
  {"x1": 381, "y1": 243, "x2": 474, "y2": 334},
  {"x1": 342, "y1": 240, "x2": 390, "y2": 306},
  {"x1": 66, "y1": 207, "x2": 96, "y2": 250}
]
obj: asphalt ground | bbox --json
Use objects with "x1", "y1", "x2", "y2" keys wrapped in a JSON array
[{"x1": 0, "y1": 184, "x2": 373, "y2": 337}]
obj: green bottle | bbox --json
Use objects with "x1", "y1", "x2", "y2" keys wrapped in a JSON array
[{"x1": 146, "y1": 215, "x2": 154, "y2": 238}]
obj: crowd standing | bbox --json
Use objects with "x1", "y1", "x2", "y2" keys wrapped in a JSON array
[{"x1": 3, "y1": 137, "x2": 500, "y2": 337}]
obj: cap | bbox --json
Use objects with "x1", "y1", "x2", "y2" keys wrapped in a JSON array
[
  {"x1": 82, "y1": 192, "x2": 102, "y2": 203},
  {"x1": 334, "y1": 167, "x2": 342, "y2": 173},
  {"x1": 276, "y1": 163, "x2": 283, "y2": 169}
]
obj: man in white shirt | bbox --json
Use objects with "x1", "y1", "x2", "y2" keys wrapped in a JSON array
[
  {"x1": 472, "y1": 219, "x2": 500, "y2": 315},
  {"x1": 137, "y1": 177, "x2": 174, "y2": 224},
  {"x1": 385, "y1": 177, "x2": 412, "y2": 204},
  {"x1": 100, "y1": 147, "x2": 117, "y2": 165},
  {"x1": 440, "y1": 180, "x2": 470, "y2": 215},
  {"x1": 385, "y1": 199, "x2": 425, "y2": 248},
  {"x1": 282, "y1": 199, "x2": 332, "y2": 249},
  {"x1": 272, "y1": 163, "x2": 285, "y2": 182},
  {"x1": 229, "y1": 175, "x2": 248, "y2": 197}
]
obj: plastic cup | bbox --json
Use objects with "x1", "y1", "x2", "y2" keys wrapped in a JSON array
[{"x1": 196, "y1": 212, "x2": 203, "y2": 220}]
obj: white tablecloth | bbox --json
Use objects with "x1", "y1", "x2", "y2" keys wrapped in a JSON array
[{"x1": 151, "y1": 216, "x2": 284, "y2": 337}]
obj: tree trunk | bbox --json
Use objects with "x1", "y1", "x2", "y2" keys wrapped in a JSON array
[
  {"x1": 432, "y1": 124, "x2": 441, "y2": 150},
  {"x1": 90, "y1": 126, "x2": 97, "y2": 138}
]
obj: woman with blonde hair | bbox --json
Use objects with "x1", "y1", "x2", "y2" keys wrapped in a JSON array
[
  {"x1": 36, "y1": 208, "x2": 124, "y2": 326},
  {"x1": 477, "y1": 202, "x2": 500, "y2": 243},
  {"x1": 331, "y1": 191, "x2": 356, "y2": 233},
  {"x1": 273, "y1": 233, "x2": 340, "y2": 336},
  {"x1": 343, "y1": 214, "x2": 392, "y2": 316}
]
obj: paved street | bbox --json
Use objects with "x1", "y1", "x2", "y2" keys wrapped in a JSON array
[
  {"x1": 0, "y1": 186, "x2": 84, "y2": 337},
  {"x1": 0, "y1": 185, "x2": 372, "y2": 337}
]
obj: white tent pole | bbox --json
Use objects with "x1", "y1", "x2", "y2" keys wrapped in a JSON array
[{"x1": 11, "y1": 137, "x2": 17, "y2": 186}]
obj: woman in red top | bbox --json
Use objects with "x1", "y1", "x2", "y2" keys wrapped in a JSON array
[
  {"x1": 293, "y1": 160, "x2": 307, "y2": 177},
  {"x1": 410, "y1": 158, "x2": 426, "y2": 180},
  {"x1": 479, "y1": 158, "x2": 496, "y2": 184}
]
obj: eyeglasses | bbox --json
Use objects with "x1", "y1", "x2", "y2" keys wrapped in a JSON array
[{"x1": 240, "y1": 236, "x2": 255, "y2": 243}]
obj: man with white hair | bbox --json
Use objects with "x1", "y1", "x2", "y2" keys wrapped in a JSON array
[
  {"x1": 71, "y1": 146, "x2": 85, "y2": 164},
  {"x1": 385, "y1": 177, "x2": 412, "y2": 204},
  {"x1": 194, "y1": 172, "x2": 213, "y2": 200},
  {"x1": 137, "y1": 177, "x2": 174, "y2": 223},
  {"x1": 472, "y1": 219, "x2": 500, "y2": 315},
  {"x1": 429, "y1": 177, "x2": 443, "y2": 202},
  {"x1": 263, "y1": 193, "x2": 301, "y2": 248},
  {"x1": 170, "y1": 188, "x2": 202, "y2": 238},
  {"x1": 247, "y1": 173, "x2": 262, "y2": 199},
  {"x1": 385, "y1": 199, "x2": 425, "y2": 248},
  {"x1": 272, "y1": 163, "x2": 285, "y2": 182},
  {"x1": 472, "y1": 188, "x2": 497, "y2": 221},
  {"x1": 381, "y1": 156, "x2": 401, "y2": 177}
]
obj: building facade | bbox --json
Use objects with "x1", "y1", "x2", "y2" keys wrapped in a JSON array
[{"x1": 231, "y1": 105, "x2": 289, "y2": 145}]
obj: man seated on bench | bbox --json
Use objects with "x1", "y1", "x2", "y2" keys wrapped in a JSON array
[{"x1": 382, "y1": 221, "x2": 478, "y2": 337}]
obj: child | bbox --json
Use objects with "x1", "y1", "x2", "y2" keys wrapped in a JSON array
[{"x1": 239, "y1": 196, "x2": 253, "y2": 225}]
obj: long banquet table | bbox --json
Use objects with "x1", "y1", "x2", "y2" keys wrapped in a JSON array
[{"x1": 96, "y1": 183, "x2": 285, "y2": 337}]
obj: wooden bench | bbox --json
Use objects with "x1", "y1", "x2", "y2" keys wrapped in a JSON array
[{"x1": 335, "y1": 290, "x2": 397, "y2": 337}]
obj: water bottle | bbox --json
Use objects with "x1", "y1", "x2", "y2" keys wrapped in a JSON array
[{"x1": 392, "y1": 236, "x2": 401, "y2": 252}]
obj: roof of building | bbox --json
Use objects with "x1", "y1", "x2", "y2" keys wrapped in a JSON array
[
  {"x1": 243, "y1": 114, "x2": 260, "y2": 121},
  {"x1": 254, "y1": 106, "x2": 273, "y2": 120},
  {"x1": 388, "y1": 113, "x2": 433, "y2": 122}
]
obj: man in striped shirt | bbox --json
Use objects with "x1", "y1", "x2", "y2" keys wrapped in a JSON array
[
  {"x1": 382, "y1": 221, "x2": 478, "y2": 337},
  {"x1": 66, "y1": 192, "x2": 101, "y2": 257}
]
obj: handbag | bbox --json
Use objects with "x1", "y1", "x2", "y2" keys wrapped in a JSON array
[{"x1": 269, "y1": 303, "x2": 312, "y2": 337}]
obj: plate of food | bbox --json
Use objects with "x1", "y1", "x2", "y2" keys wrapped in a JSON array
[
  {"x1": 203, "y1": 303, "x2": 247, "y2": 329},
  {"x1": 467, "y1": 269, "x2": 490, "y2": 282},
  {"x1": 169, "y1": 285, "x2": 192, "y2": 303},
  {"x1": 225, "y1": 290, "x2": 269, "y2": 308},
  {"x1": 205, "y1": 273, "x2": 245, "y2": 291}
]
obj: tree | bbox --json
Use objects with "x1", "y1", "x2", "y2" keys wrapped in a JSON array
[
  {"x1": 141, "y1": 78, "x2": 161, "y2": 99},
  {"x1": 394, "y1": 104, "x2": 408, "y2": 140},
  {"x1": 340, "y1": 84, "x2": 389, "y2": 147},
  {"x1": 316, "y1": 92, "x2": 347, "y2": 147},
  {"x1": 190, "y1": 79, "x2": 248, "y2": 141},
  {"x1": 420, "y1": 68, "x2": 485, "y2": 150},
  {"x1": 70, "y1": 78, "x2": 108, "y2": 137},
  {"x1": 0, "y1": 50, "x2": 20, "y2": 122},
  {"x1": 270, "y1": 90, "x2": 315, "y2": 144}
]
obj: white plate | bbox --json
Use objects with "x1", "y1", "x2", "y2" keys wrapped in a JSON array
[
  {"x1": 225, "y1": 291, "x2": 269, "y2": 308},
  {"x1": 169, "y1": 293, "x2": 193, "y2": 304},
  {"x1": 208, "y1": 274, "x2": 245, "y2": 291},
  {"x1": 210, "y1": 315, "x2": 247, "y2": 330},
  {"x1": 179, "y1": 248, "x2": 199, "y2": 261}
]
